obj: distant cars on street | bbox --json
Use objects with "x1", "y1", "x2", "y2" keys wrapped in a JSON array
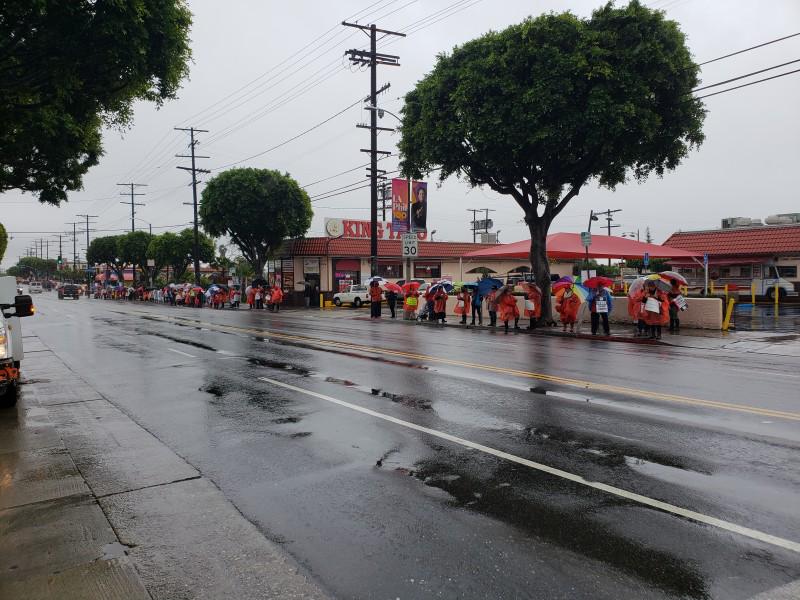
[
  {"x1": 28, "y1": 281, "x2": 43, "y2": 294},
  {"x1": 58, "y1": 284, "x2": 81, "y2": 300}
]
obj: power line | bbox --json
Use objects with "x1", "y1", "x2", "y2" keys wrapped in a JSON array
[
  {"x1": 696, "y1": 67, "x2": 800, "y2": 99},
  {"x1": 698, "y1": 32, "x2": 800, "y2": 67},
  {"x1": 212, "y1": 97, "x2": 364, "y2": 171},
  {"x1": 693, "y1": 59, "x2": 800, "y2": 92}
]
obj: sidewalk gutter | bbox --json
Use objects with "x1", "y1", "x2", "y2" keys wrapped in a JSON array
[{"x1": 0, "y1": 336, "x2": 329, "y2": 600}]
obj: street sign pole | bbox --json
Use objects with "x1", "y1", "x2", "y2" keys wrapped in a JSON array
[{"x1": 703, "y1": 252, "x2": 709, "y2": 296}]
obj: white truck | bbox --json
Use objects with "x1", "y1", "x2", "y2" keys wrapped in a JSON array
[
  {"x1": 0, "y1": 276, "x2": 36, "y2": 406},
  {"x1": 746, "y1": 265, "x2": 797, "y2": 300}
]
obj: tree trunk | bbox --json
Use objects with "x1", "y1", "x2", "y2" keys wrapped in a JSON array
[{"x1": 528, "y1": 218, "x2": 554, "y2": 325}]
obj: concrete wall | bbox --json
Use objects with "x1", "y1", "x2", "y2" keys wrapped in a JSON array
[{"x1": 441, "y1": 295, "x2": 723, "y2": 329}]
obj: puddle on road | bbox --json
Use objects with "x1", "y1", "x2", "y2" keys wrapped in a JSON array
[
  {"x1": 409, "y1": 458, "x2": 708, "y2": 599},
  {"x1": 247, "y1": 357, "x2": 309, "y2": 375},
  {"x1": 144, "y1": 331, "x2": 216, "y2": 352},
  {"x1": 525, "y1": 424, "x2": 702, "y2": 473}
]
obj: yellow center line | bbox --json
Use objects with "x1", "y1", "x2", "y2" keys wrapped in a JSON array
[{"x1": 131, "y1": 309, "x2": 800, "y2": 422}]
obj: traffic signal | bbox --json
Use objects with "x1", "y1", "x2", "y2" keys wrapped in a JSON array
[{"x1": 57, "y1": 255, "x2": 63, "y2": 270}]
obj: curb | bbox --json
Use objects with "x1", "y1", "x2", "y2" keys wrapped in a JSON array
[{"x1": 353, "y1": 315, "x2": 668, "y2": 345}]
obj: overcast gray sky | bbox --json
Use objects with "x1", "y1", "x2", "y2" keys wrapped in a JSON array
[{"x1": 3, "y1": 0, "x2": 799, "y2": 267}]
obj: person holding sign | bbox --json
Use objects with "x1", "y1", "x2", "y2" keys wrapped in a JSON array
[
  {"x1": 589, "y1": 285, "x2": 613, "y2": 336},
  {"x1": 667, "y1": 279, "x2": 686, "y2": 333},
  {"x1": 642, "y1": 281, "x2": 669, "y2": 339}
]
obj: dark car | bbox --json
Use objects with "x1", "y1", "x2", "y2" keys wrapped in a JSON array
[{"x1": 59, "y1": 284, "x2": 80, "y2": 300}]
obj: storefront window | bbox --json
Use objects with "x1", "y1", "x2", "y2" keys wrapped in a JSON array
[
  {"x1": 333, "y1": 258, "x2": 360, "y2": 291},
  {"x1": 377, "y1": 262, "x2": 403, "y2": 279},
  {"x1": 414, "y1": 262, "x2": 441, "y2": 279}
]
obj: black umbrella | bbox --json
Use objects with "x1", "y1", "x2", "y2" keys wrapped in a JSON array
[{"x1": 251, "y1": 277, "x2": 267, "y2": 287}]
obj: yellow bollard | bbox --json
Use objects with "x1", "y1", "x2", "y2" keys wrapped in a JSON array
[
  {"x1": 722, "y1": 297, "x2": 736, "y2": 331},
  {"x1": 624, "y1": 282, "x2": 628, "y2": 295},
  {"x1": 710, "y1": 280, "x2": 715, "y2": 295},
  {"x1": 774, "y1": 284, "x2": 780, "y2": 309},
  {"x1": 751, "y1": 281, "x2": 756, "y2": 305},
  {"x1": 724, "y1": 284, "x2": 729, "y2": 303},
  {"x1": 319, "y1": 292, "x2": 324, "y2": 310}
]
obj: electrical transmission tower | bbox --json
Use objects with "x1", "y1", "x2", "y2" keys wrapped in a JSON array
[{"x1": 343, "y1": 21, "x2": 405, "y2": 276}]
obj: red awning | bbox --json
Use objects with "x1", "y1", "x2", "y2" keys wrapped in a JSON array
[{"x1": 464, "y1": 232, "x2": 701, "y2": 260}]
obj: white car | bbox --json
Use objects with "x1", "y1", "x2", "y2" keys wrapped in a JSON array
[
  {"x1": 333, "y1": 285, "x2": 372, "y2": 308},
  {"x1": 28, "y1": 281, "x2": 43, "y2": 294}
]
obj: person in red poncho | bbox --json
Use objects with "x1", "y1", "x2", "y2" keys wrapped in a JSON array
[
  {"x1": 270, "y1": 285, "x2": 283, "y2": 312},
  {"x1": 454, "y1": 288, "x2": 470, "y2": 325},
  {"x1": 556, "y1": 287, "x2": 581, "y2": 333},
  {"x1": 497, "y1": 286, "x2": 520, "y2": 333},
  {"x1": 628, "y1": 286, "x2": 647, "y2": 337},
  {"x1": 642, "y1": 281, "x2": 670, "y2": 339},
  {"x1": 433, "y1": 287, "x2": 448, "y2": 323},
  {"x1": 524, "y1": 286, "x2": 542, "y2": 330}
]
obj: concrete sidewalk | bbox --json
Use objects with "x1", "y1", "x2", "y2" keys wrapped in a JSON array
[
  {"x1": 0, "y1": 336, "x2": 328, "y2": 599},
  {"x1": 347, "y1": 311, "x2": 800, "y2": 356}
]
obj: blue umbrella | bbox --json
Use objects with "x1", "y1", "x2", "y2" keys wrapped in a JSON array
[
  {"x1": 429, "y1": 281, "x2": 454, "y2": 294},
  {"x1": 477, "y1": 278, "x2": 503, "y2": 295}
]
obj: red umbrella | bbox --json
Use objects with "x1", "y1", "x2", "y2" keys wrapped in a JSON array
[
  {"x1": 383, "y1": 282, "x2": 403, "y2": 293},
  {"x1": 583, "y1": 276, "x2": 614, "y2": 289},
  {"x1": 401, "y1": 281, "x2": 420, "y2": 294}
]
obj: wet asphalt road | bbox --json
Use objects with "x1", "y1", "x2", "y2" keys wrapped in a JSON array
[{"x1": 25, "y1": 294, "x2": 800, "y2": 599}]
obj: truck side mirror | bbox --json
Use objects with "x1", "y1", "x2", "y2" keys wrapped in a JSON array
[{"x1": 14, "y1": 295, "x2": 35, "y2": 318}]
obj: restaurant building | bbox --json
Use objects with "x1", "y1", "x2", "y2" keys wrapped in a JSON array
[
  {"x1": 272, "y1": 218, "x2": 575, "y2": 305},
  {"x1": 663, "y1": 223, "x2": 800, "y2": 292}
]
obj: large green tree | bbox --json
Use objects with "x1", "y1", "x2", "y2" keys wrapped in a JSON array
[
  {"x1": 87, "y1": 235, "x2": 127, "y2": 284},
  {"x1": 399, "y1": 1, "x2": 705, "y2": 321},
  {"x1": 146, "y1": 228, "x2": 214, "y2": 282},
  {"x1": 12, "y1": 256, "x2": 57, "y2": 279},
  {"x1": 200, "y1": 168, "x2": 312, "y2": 276},
  {"x1": 0, "y1": 0, "x2": 192, "y2": 204},
  {"x1": 117, "y1": 231, "x2": 152, "y2": 285}
]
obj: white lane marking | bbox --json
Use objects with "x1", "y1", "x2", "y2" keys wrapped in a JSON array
[
  {"x1": 168, "y1": 348, "x2": 196, "y2": 358},
  {"x1": 260, "y1": 376, "x2": 800, "y2": 555},
  {"x1": 217, "y1": 349, "x2": 236, "y2": 355}
]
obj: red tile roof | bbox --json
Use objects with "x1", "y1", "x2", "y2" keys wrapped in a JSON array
[
  {"x1": 284, "y1": 237, "x2": 496, "y2": 259},
  {"x1": 663, "y1": 225, "x2": 800, "y2": 257}
]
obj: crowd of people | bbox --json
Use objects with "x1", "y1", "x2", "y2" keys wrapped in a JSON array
[
  {"x1": 92, "y1": 281, "x2": 286, "y2": 312},
  {"x1": 366, "y1": 273, "x2": 687, "y2": 339}
]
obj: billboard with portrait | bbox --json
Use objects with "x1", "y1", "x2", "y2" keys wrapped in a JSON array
[
  {"x1": 391, "y1": 178, "x2": 409, "y2": 234},
  {"x1": 409, "y1": 181, "x2": 427, "y2": 232}
]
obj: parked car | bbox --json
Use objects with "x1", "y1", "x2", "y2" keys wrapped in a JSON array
[
  {"x1": 28, "y1": 281, "x2": 43, "y2": 294},
  {"x1": 58, "y1": 284, "x2": 81, "y2": 300},
  {"x1": 333, "y1": 285, "x2": 371, "y2": 308}
]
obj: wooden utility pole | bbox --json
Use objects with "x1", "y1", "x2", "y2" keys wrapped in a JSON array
[
  {"x1": 343, "y1": 21, "x2": 405, "y2": 276},
  {"x1": 175, "y1": 127, "x2": 210, "y2": 285}
]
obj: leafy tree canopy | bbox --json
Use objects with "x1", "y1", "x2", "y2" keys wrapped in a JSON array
[
  {"x1": 146, "y1": 228, "x2": 214, "y2": 282},
  {"x1": 0, "y1": 0, "x2": 192, "y2": 204},
  {"x1": 86, "y1": 235, "x2": 127, "y2": 281},
  {"x1": 400, "y1": 1, "x2": 705, "y2": 321},
  {"x1": 200, "y1": 168, "x2": 312, "y2": 276},
  {"x1": 0, "y1": 223, "x2": 7, "y2": 264}
]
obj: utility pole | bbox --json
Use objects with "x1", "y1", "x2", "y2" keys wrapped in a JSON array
[
  {"x1": 467, "y1": 208, "x2": 496, "y2": 243},
  {"x1": 117, "y1": 183, "x2": 147, "y2": 232},
  {"x1": 66, "y1": 222, "x2": 78, "y2": 268},
  {"x1": 175, "y1": 127, "x2": 210, "y2": 285},
  {"x1": 76, "y1": 214, "x2": 97, "y2": 287},
  {"x1": 344, "y1": 20, "x2": 405, "y2": 276},
  {"x1": 591, "y1": 208, "x2": 621, "y2": 267}
]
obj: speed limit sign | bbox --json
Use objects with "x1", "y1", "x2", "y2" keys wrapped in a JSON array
[{"x1": 401, "y1": 233, "x2": 418, "y2": 257}]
